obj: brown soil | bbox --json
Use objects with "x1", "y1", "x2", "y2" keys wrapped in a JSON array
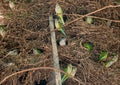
[{"x1": 0, "y1": 0, "x2": 120, "y2": 85}]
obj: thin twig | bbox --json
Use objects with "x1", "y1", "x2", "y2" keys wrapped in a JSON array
[
  {"x1": 65, "y1": 5, "x2": 120, "y2": 26},
  {"x1": 0, "y1": 67, "x2": 85, "y2": 85},
  {"x1": 0, "y1": 67, "x2": 83, "y2": 85},
  {"x1": 65, "y1": 14, "x2": 120, "y2": 23}
]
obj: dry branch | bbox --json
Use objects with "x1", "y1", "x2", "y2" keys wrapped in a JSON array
[
  {"x1": 49, "y1": 14, "x2": 62, "y2": 85},
  {"x1": 65, "y1": 14, "x2": 120, "y2": 23},
  {"x1": 0, "y1": 67, "x2": 82, "y2": 85},
  {"x1": 65, "y1": 5, "x2": 120, "y2": 26}
]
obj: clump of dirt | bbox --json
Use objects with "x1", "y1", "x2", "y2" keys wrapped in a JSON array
[{"x1": 0, "y1": 0, "x2": 120, "y2": 85}]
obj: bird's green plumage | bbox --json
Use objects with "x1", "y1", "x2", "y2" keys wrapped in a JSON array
[
  {"x1": 55, "y1": 19, "x2": 66, "y2": 37},
  {"x1": 99, "y1": 50, "x2": 108, "y2": 61},
  {"x1": 60, "y1": 28, "x2": 66, "y2": 37}
]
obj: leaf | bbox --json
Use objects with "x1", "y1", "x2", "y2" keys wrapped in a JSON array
[
  {"x1": 83, "y1": 42, "x2": 93, "y2": 51},
  {"x1": 105, "y1": 55, "x2": 118, "y2": 68},
  {"x1": 99, "y1": 50, "x2": 108, "y2": 61}
]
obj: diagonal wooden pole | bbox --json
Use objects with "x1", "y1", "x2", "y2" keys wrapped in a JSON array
[{"x1": 49, "y1": 14, "x2": 62, "y2": 85}]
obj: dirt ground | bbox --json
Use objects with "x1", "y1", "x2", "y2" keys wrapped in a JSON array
[{"x1": 0, "y1": 0, "x2": 120, "y2": 85}]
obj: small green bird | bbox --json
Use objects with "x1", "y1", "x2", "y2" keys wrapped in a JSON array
[
  {"x1": 55, "y1": 19, "x2": 66, "y2": 37},
  {"x1": 55, "y1": 3, "x2": 65, "y2": 25},
  {"x1": 62, "y1": 64, "x2": 77, "y2": 83},
  {"x1": 61, "y1": 66, "x2": 71, "y2": 83},
  {"x1": 105, "y1": 54, "x2": 118, "y2": 68},
  {"x1": 99, "y1": 50, "x2": 108, "y2": 62},
  {"x1": 83, "y1": 42, "x2": 93, "y2": 51}
]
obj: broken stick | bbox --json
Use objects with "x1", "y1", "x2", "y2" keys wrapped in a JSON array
[{"x1": 49, "y1": 14, "x2": 62, "y2": 85}]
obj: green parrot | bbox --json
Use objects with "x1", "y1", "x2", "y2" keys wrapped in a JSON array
[
  {"x1": 83, "y1": 42, "x2": 93, "y2": 51},
  {"x1": 105, "y1": 54, "x2": 118, "y2": 68},
  {"x1": 62, "y1": 64, "x2": 77, "y2": 83},
  {"x1": 55, "y1": 19, "x2": 66, "y2": 37},
  {"x1": 99, "y1": 50, "x2": 108, "y2": 61},
  {"x1": 55, "y1": 3, "x2": 65, "y2": 25}
]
